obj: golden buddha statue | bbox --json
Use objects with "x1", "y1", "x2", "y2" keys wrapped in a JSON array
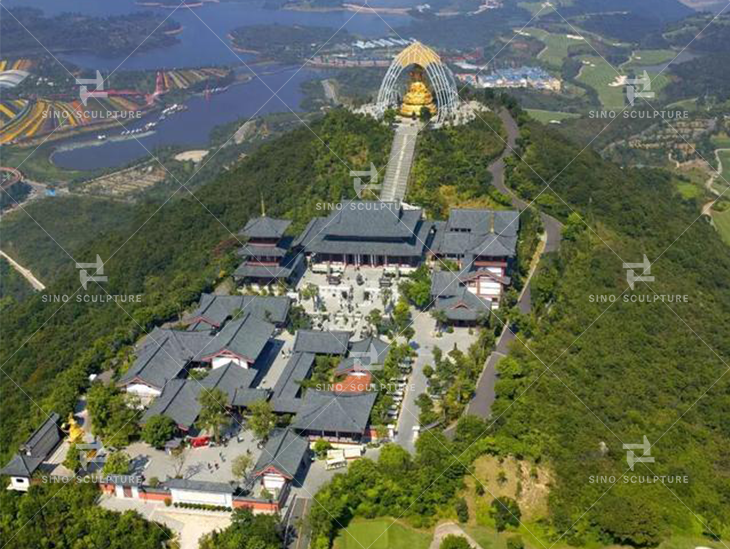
[
  {"x1": 62, "y1": 413, "x2": 85, "y2": 444},
  {"x1": 400, "y1": 67, "x2": 437, "y2": 118}
]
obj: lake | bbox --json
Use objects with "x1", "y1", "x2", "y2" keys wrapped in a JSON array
[{"x1": 5, "y1": 0, "x2": 414, "y2": 170}]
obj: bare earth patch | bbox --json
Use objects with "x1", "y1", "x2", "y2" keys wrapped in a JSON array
[{"x1": 463, "y1": 455, "x2": 552, "y2": 523}]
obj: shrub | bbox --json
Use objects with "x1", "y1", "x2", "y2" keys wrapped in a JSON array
[
  {"x1": 507, "y1": 536, "x2": 525, "y2": 549},
  {"x1": 164, "y1": 497, "x2": 172, "y2": 507},
  {"x1": 455, "y1": 497, "x2": 469, "y2": 523}
]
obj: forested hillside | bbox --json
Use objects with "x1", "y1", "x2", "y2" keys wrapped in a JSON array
[
  {"x1": 494, "y1": 122, "x2": 730, "y2": 544},
  {"x1": 0, "y1": 110, "x2": 392, "y2": 462}
]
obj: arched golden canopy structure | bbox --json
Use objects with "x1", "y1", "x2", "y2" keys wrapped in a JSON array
[{"x1": 376, "y1": 41, "x2": 459, "y2": 123}]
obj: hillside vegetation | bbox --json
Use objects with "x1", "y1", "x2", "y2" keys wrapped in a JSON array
[{"x1": 494, "y1": 121, "x2": 730, "y2": 544}]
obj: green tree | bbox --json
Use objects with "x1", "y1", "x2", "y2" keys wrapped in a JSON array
[
  {"x1": 199, "y1": 507, "x2": 281, "y2": 549},
  {"x1": 455, "y1": 497, "x2": 469, "y2": 522},
  {"x1": 431, "y1": 308, "x2": 448, "y2": 333},
  {"x1": 103, "y1": 451, "x2": 131, "y2": 475},
  {"x1": 63, "y1": 443, "x2": 81, "y2": 473},
  {"x1": 87, "y1": 383, "x2": 139, "y2": 447},
  {"x1": 141, "y1": 414, "x2": 176, "y2": 449},
  {"x1": 231, "y1": 453, "x2": 253, "y2": 481},
  {"x1": 248, "y1": 399, "x2": 275, "y2": 441},
  {"x1": 196, "y1": 388, "x2": 231, "y2": 443},
  {"x1": 490, "y1": 496, "x2": 521, "y2": 532},
  {"x1": 301, "y1": 283, "x2": 319, "y2": 309},
  {"x1": 366, "y1": 308, "x2": 383, "y2": 333},
  {"x1": 313, "y1": 439, "x2": 332, "y2": 459},
  {"x1": 561, "y1": 212, "x2": 584, "y2": 241},
  {"x1": 441, "y1": 535, "x2": 471, "y2": 549}
]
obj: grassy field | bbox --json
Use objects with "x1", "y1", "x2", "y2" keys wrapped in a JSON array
[
  {"x1": 711, "y1": 133, "x2": 730, "y2": 148},
  {"x1": 525, "y1": 28, "x2": 582, "y2": 68},
  {"x1": 676, "y1": 180, "x2": 702, "y2": 199},
  {"x1": 525, "y1": 109, "x2": 581, "y2": 124},
  {"x1": 714, "y1": 207, "x2": 730, "y2": 245},
  {"x1": 577, "y1": 57, "x2": 625, "y2": 108},
  {"x1": 1, "y1": 144, "x2": 94, "y2": 184},
  {"x1": 622, "y1": 49, "x2": 676, "y2": 69},
  {"x1": 333, "y1": 519, "x2": 432, "y2": 549}
]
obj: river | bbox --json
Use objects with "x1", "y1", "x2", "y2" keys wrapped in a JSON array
[{"x1": 5, "y1": 0, "x2": 415, "y2": 170}]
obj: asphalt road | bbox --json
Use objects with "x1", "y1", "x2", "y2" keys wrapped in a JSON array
[{"x1": 465, "y1": 108, "x2": 562, "y2": 419}]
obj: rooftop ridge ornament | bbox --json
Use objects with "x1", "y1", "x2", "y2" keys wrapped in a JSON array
[{"x1": 376, "y1": 41, "x2": 459, "y2": 123}]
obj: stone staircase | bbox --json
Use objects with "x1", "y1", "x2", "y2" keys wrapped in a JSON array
[{"x1": 380, "y1": 122, "x2": 419, "y2": 202}]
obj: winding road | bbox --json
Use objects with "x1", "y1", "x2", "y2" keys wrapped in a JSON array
[{"x1": 465, "y1": 109, "x2": 562, "y2": 419}]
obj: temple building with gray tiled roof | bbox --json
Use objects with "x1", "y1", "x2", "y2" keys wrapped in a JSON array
[
  {"x1": 292, "y1": 330, "x2": 351, "y2": 356},
  {"x1": 118, "y1": 328, "x2": 213, "y2": 400},
  {"x1": 253, "y1": 428, "x2": 310, "y2": 492},
  {"x1": 295, "y1": 201, "x2": 436, "y2": 269},
  {"x1": 184, "y1": 294, "x2": 291, "y2": 331},
  {"x1": 270, "y1": 352, "x2": 316, "y2": 414},
  {"x1": 431, "y1": 209, "x2": 519, "y2": 311},
  {"x1": 292, "y1": 390, "x2": 378, "y2": 443},
  {"x1": 336, "y1": 336, "x2": 391, "y2": 375},
  {"x1": 142, "y1": 363, "x2": 270, "y2": 432},
  {"x1": 0, "y1": 413, "x2": 61, "y2": 491},
  {"x1": 234, "y1": 215, "x2": 305, "y2": 287},
  {"x1": 196, "y1": 313, "x2": 275, "y2": 369},
  {"x1": 431, "y1": 269, "x2": 497, "y2": 324},
  {"x1": 119, "y1": 313, "x2": 275, "y2": 401}
]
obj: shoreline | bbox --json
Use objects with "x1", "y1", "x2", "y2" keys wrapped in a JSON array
[{"x1": 283, "y1": 3, "x2": 411, "y2": 15}]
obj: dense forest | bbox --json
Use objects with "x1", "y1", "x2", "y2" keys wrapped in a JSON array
[
  {"x1": 0, "y1": 8, "x2": 180, "y2": 57},
  {"x1": 0, "y1": 482, "x2": 172, "y2": 549},
  {"x1": 493, "y1": 121, "x2": 730, "y2": 544},
  {"x1": 0, "y1": 258, "x2": 35, "y2": 307},
  {"x1": 407, "y1": 113, "x2": 507, "y2": 218}
]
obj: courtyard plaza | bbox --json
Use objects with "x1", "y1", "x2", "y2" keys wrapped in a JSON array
[
  {"x1": 295, "y1": 263, "x2": 477, "y2": 449},
  {"x1": 125, "y1": 422, "x2": 261, "y2": 487},
  {"x1": 295, "y1": 265, "x2": 402, "y2": 338}
]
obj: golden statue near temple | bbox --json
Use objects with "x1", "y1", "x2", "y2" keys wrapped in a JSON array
[
  {"x1": 400, "y1": 66, "x2": 437, "y2": 118},
  {"x1": 62, "y1": 414, "x2": 85, "y2": 444}
]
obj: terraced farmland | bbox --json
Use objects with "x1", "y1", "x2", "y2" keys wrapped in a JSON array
[
  {"x1": 0, "y1": 59, "x2": 33, "y2": 72},
  {"x1": 162, "y1": 68, "x2": 230, "y2": 91},
  {"x1": 0, "y1": 96, "x2": 148, "y2": 145}
]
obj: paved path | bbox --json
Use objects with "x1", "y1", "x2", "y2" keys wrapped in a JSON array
[
  {"x1": 430, "y1": 522, "x2": 484, "y2": 549},
  {"x1": 285, "y1": 496, "x2": 312, "y2": 549},
  {"x1": 381, "y1": 120, "x2": 419, "y2": 202},
  {"x1": 395, "y1": 315, "x2": 477, "y2": 452},
  {"x1": 0, "y1": 249, "x2": 45, "y2": 291},
  {"x1": 466, "y1": 109, "x2": 562, "y2": 419}
]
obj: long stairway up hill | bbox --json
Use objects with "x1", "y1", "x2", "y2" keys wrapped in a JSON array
[{"x1": 380, "y1": 121, "x2": 419, "y2": 202}]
